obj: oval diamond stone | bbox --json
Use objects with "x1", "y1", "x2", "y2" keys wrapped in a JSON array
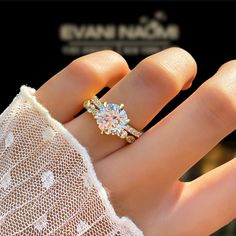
[{"x1": 95, "y1": 103, "x2": 128, "y2": 137}]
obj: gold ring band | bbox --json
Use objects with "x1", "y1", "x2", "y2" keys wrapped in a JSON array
[{"x1": 83, "y1": 96, "x2": 143, "y2": 143}]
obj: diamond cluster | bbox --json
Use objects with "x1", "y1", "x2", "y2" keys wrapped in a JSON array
[
  {"x1": 84, "y1": 96, "x2": 142, "y2": 142},
  {"x1": 95, "y1": 103, "x2": 129, "y2": 138}
]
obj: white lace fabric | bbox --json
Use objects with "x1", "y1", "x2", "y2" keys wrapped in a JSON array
[{"x1": 0, "y1": 85, "x2": 144, "y2": 236}]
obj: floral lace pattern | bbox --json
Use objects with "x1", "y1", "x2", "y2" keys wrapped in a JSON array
[
  {"x1": 0, "y1": 85, "x2": 144, "y2": 236},
  {"x1": 34, "y1": 214, "x2": 48, "y2": 232},
  {"x1": 4, "y1": 132, "x2": 14, "y2": 148},
  {"x1": 41, "y1": 170, "x2": 55, "y2": 190},
  {"x1": 76, "y1": 220, "x2": 90, "y2": 235},
  {"x1": 42, "y1": 126, "x2": 55, "y2": 142},
  {"x1": 0, "y1": 171, "x2": 12, "y2": 190}
]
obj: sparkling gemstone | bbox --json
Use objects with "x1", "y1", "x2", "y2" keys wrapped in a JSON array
[
  {"x1": 87, "y1": 104, "x2": 95, "y2": 113},
  {"x1": 83, "y1": 100, "x2": 90, "y2": 109},
  {"x1": 120, "y1": 130, "x2": 128, "y2": 138},
  {"x1": 95, "y1": 103, "x2": 129, "y2": 137},
  {"x1": 126, "y1": 136, "x2": 135, "y2": 143}
]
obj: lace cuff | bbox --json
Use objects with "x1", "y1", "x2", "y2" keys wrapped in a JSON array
[{"x1": 0, "y1": 85, "x2": 144, "y2": 236}]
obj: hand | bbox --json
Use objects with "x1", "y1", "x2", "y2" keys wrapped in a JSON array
[{"x1": 35, "y1": 48, "x2": 236, "y2": 236}]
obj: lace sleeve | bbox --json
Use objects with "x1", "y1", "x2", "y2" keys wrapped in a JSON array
[{"x1": 0, "y1": 85, "x2": 144, "y2": 236}]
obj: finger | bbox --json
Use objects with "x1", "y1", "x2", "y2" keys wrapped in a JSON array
[
  {"x1": 65, "y1": 47, "x2": 197, "y2": 160},
  {"x1": 150, "y1": 60, "x2": 236, "y2": 181},
  {"x1": 173, "y1": 158, "x2": 236, "y2": 235},
  {"x1": 35, "y1": 50, "x2": 129, "y2": 123},
  {"x1": 94, "y1": 60, "x2": 236, "y2": 210}
]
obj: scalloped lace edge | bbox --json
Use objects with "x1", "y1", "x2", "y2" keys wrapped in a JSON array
[{"x1": 18, "y1": 85, "x2": 144, "y2": 235}]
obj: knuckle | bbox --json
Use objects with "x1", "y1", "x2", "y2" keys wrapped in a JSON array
[
  {"x1": 218, "y1": 60, "x2": 236, "y2": 72},
  {"x1": 68, "y1": 50, "x2": 129, "y2": 87},
  {"x1": 69, "y1": 57, "x2": 97, "y2": 73},
  {"x1": 68, "y1": 57, "x2": 104, "y2": 87},
  {"x1": 138, "y1": 58, "x2": 181, "y2": 94},
  {"x1": 70, "y1": 57, "x2": 99, "y2": 77},
  {"x1": 102, "y1": 50, "x2": 127, "y2": 64},
  {"x1": 165, "y1": 47, "x2": 194, "y2": 63},
  {"x1": 200, "y1": 81, "x2": 236, "y2": 127},
  {"x1": 101, "y1": 50, "x2": 130, "y2": 75},
  {"x1": 137, "y1": 47, "x2": 197, "y2": 95},
  {"x1": 170, "y1": 47, "x2": 197, "y2": 76},
  {"x1": 72, "y1": 50, "x2": 128, "y2": 71}
]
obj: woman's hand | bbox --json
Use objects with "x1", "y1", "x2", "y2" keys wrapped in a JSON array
[{"x1": 35, "y1": 48, "x2": 236, "y2": 236}]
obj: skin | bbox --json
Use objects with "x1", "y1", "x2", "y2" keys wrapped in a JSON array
[{"x1": 35, "y1": 48, "x2": 236, "y2": 236}]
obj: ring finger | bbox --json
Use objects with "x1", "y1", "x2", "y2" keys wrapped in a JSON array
[{"x1": 65, "y1": 47, "x2": 197, "y2": 160}]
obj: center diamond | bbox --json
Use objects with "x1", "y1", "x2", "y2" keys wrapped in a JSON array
[{"x1": 95, "y1": 103, "x2": 129, "y2": 137}]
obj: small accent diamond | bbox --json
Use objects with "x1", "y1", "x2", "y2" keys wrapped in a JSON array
[
  {"x1": 120, "y1": 130, "x2": 128, "y2": 138},
  {"x1": 87, "y1": 104, "x2": 95, "y2": 113},
  {"x1": 126, "y1": 136, "x2": 135, "y2": 143},
  {"x1": 83, "y1": 100, "x2": 90, "y2": 109},
  {"x1": 91, "y1": 96, "x2": 103, "y2": 108},
  {"x1": 124, "y1": 124, "x2": 142, "y2": 137}
]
